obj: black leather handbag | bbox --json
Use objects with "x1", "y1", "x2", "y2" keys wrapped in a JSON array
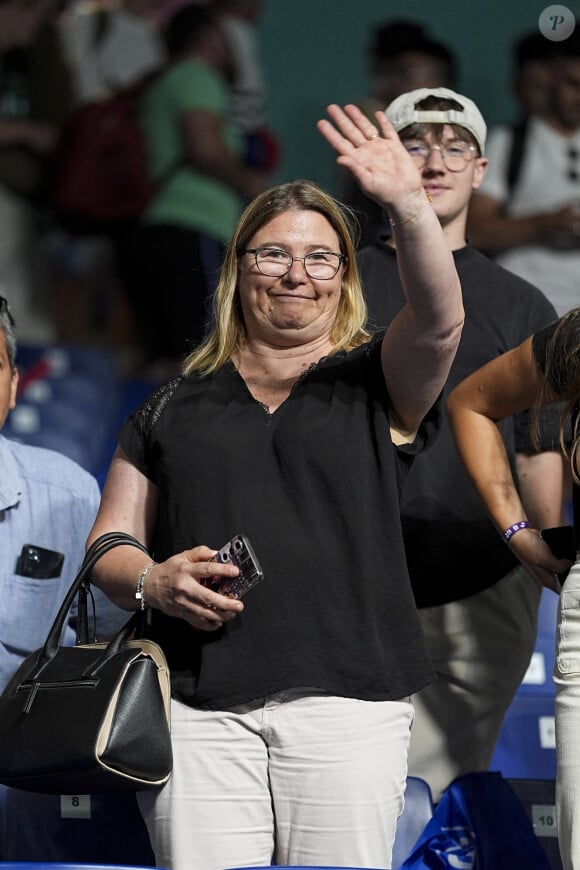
[{"x1": 0, "y1": 532, "x2": 172, "y2": 794}]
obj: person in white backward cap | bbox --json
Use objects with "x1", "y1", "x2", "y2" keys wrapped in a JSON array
[{"x1": 357, "y1": 85, "x2": 565, "y2": 800}]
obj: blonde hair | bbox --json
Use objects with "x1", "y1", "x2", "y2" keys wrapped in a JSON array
[{"x1": 183, "y1": 179, "x2": 371, "y2": 376}]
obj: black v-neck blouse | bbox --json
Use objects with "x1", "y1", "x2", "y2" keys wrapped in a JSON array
[{"x1": 118, "y1": 334, "x2": 441, "y2": 709}]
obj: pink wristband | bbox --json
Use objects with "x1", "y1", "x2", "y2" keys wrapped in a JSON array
[{"x1": 503, "y1": 521, "x2": 532, "y2": 543}]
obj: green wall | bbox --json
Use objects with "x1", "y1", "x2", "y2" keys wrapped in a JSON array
[{"x1": 258, "y1": 0, "x2": 580, "y2": 194}]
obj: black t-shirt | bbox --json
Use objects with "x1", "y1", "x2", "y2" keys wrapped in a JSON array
[
  {"x1": 358, "y1": 242, "x2": 559, "y2": 607},
  {"x1": 118, "y1": 335, "x2": 440, "y2": 708}
]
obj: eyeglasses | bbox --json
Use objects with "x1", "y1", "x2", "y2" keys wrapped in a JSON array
[
  {"x1": 244, "y1": 247, "x2": 346, "y2": 280},
  {"x1": 403, "y1": 141, "x2": 477, "y2": 172}
]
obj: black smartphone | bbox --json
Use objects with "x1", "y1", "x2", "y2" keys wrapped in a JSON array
[
  {"x1": 201, "y1": 534, "x2": 264, "y2": 599},
  {"x1": 15, "y1": 544, "x2": 65, "y2": 579},
  {"x1": 540, "y1": 525, "x2": 576, "y2": 584}
]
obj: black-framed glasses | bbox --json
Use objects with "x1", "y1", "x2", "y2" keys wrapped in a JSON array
[
  {"x1": 403, "y1": 141, "x2": 477, "y2": 172},
  {"x1": 244, "y1": 247, "x2": 346, "y2": 280}
]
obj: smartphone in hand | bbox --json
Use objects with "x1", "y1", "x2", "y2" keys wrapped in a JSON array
[
  {"x1": 201, "y1": 534, "x2": 264, "y2": 599},
  {"x1": 540, "y1": 525, "x2": 575, "y2": 584}
]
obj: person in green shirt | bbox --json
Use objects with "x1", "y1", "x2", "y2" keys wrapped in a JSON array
[{"x1": 122, "y1": 3, "x2": 269, "y2": 377}]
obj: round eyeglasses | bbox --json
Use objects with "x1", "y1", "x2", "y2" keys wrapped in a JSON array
[
  {"x1": 244, "y1": 247, "x2": 346, "y2": 280},
  {"x1": 403, "y1": 141, "x2": 477, "y2": 172}
]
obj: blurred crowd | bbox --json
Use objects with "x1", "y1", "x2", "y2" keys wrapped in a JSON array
[
  {"x1": 0, "y1": 6, "x2": 578, "y2": 375},
  {"x1": 0, "y1": 0, "x2": 276, "y2": 377},
  {"x1": 340, "y1": 18, "x2": 580, "y2": 320},
  {"x1": 2, "y1": 9, "x2": 580, "y2": 867}
]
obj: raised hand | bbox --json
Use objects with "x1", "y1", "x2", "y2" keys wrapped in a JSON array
[{"x1": 317, "y1": 103, "x2": 424, "y2": 213}]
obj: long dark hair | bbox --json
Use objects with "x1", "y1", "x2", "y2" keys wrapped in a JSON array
[{"x1": 536, "y1": 307, "x2": 580, "y2": 482}]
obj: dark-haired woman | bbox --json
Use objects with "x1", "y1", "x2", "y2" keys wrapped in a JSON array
[{"x1": 448, "y1": 307, "x2": 580, "y2": 870}]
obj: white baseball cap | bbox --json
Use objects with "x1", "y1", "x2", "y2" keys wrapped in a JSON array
[{"x1": 386, "y1": 87, "x2": 487, "y2": 155}]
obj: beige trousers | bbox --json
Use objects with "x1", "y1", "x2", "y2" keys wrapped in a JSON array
[
  {"x1": 137, "y1": 689, "x2": 414, "y2": 870},
  {"x1": 554, "y1": 556, "x2": 580, "y2": 870}
]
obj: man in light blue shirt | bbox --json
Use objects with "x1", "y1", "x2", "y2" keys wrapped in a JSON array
[
  {"x1": 0, "y1": 295, "x2": 152, "y2": 865},
  {"x1": 0, "y1": 296, "x2": 125, "y2": 690}
]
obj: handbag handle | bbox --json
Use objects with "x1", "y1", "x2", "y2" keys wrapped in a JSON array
[
  {"x1": 75, "y1": 531, "x2": 149, "y2": 645},
  {"x1": 31, "y1": 532, "x2": 150, "y2": 677}
]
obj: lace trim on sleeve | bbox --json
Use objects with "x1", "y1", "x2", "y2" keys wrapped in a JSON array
[{"x1": 129, "y1": 376, "x2": 183, "y2": 439}]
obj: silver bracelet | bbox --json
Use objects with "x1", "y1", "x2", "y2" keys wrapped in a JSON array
[{"x1": 135, "y1": 561, "x2": 156, "y2": 611}]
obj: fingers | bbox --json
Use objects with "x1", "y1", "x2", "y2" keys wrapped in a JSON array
[
  {"x1": 180, "y1": 587, "x2": 243, "y2": 632},
  {"x1": 316, "y1": 118, "x2": 355, "y2": 156},
  {"x1": 318, "y1": 103, "x2": 379, "y2": 153},
  {"x1": 192, "y1": 584, "x2": 244, "y2": 632},
  {"x1": 329, "y1": 103, "x2": 375, "y2": 144},
  {"x1": 191, "y1": 559, "x2": 243, "y2": 612},
  {"x1": 194, "y1": 603, "x2": 232, "y2": 632},
  {"x1": 187, "y1": 544, "x2": 218, "y2": 562},
  {"x1": 150, "y1": 550, "x2": 245, "y2": 631},
  {"x1": 373, "y1": 109, "x2": 399, "y2": 141}
]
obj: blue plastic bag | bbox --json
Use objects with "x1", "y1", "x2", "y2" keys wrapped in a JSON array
[{"x1": 400, "y1": 772, "x2": 551, "y2": 869}]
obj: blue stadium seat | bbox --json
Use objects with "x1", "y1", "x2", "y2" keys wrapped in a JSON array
[
  {"x1": 3, "y1": 408, "x2": 95, "y2": 470},
  {"x1": 0, "y1": 789, "x2": 155, "y2": 866},
  {"x1": 392, "y1": 776, "x2": 435, "y2": 869},
  {"x1": 4, "y1": 402, "x2": 105, "y2": 472},
  {"x1": 0, "y1": 865, "x2": 158, "y2": 870},
  {"x1": 16, "y1": 344, "x2": 117, "y2": 382},
  {"x1": 491, "y1": 695, "x2": 556, "y2": 779},
  {"x1": 507, "y1": 779, "x2": 562, "y2": 870},
  {"x1": 518, "y1": 634, "x2": 556, "y2": 698},
  {"x1": 7, "y1": 340, "x2": 123, "y2": 478},
  {"x1": 16, "y1": 344, "x2": 121, "y2": 461},
  {"x1": 21, "y1": 374, "x2": 119, "y2": 420},
  {"x1": 537, "y1": 589, "x2": 559, "y2": 639}
]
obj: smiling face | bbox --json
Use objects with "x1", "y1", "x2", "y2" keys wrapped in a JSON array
[
  {"x1": 237, "y1": 209, "x2": 345, "y2": 347},
  {"x1": 0, "y1": 329, "x2": 18, "y2": 431},
  {"x1": 400, "y1": 124, "x2": 487, "y2": 246}
]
